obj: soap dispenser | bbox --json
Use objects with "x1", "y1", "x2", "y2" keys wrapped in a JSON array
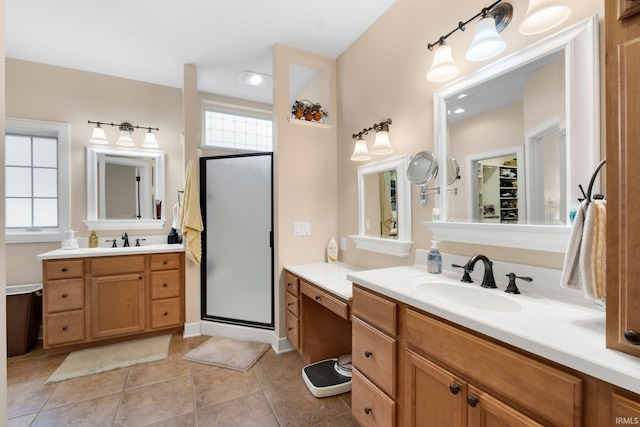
[
  {"x1": 427, "y1": 240, "x2": 442, "y2": 274},
  {"x1": 89, "y1": 231, "x2": 99, "y2": 248},
  {"x1": 327, "y1": 236, "x2": 338, "y2": 264}
]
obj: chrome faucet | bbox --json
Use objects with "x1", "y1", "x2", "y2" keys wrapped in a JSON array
[
  {"x1": 453, "y1": 255, "x2": 497, "y2": 289},
  {"x1": 121, "y1": 232, "x2": 130, "y2": 247}
]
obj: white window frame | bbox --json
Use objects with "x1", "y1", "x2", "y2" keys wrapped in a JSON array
[
  {"x1": 200, "y1": 101, "x2": 273, "y2": 153},
  {"x1": 5, "y1": 118, "x2": 71, "y2": 243}
]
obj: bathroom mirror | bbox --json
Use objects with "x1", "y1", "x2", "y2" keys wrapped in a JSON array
[
  {"x1": 447, "y1": 155, "x2": 460, "y2": 185},
  {"x1": 429, "y1": 15, "x2": 599, "y2": 252},
  {"x1": 350, "y1": 155, "x2": 413, "y2": 256},
  {"x1": 84, "y1": 146, "x2": 165, "y2": 230}
]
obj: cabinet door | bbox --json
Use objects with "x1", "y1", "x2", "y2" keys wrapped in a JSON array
[
  {"x1": 403, "y1": 349, "x2": 466, "y2": 427},
  {"x1": 91, "y1": 273, "x2": 145, "y2": 338},
  {"x1": 606, "y1": 0, "x2": 640, "y2": 358},
  {"x1": 611, "y1": 393, "x2": 640, "y2": 426},
  {"x1": 467, "y1": 385, "x2": 543, "y2": 427}
]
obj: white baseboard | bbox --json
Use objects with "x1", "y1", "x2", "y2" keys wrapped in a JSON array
[
  {"x1": 199, "y1": 320, "x2": 291, "y2": 353},
  {"x1": 183, "y1": 322, "x2": 201, "y2": 338}
]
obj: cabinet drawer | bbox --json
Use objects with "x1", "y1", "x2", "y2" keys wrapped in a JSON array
[
  {"x1": 150, "y1": 253, "x2": 181, "y2": 271},
  {"x1": 300, "y1": 280, "x2": 349, "y2": 320},
  {"x1": 45, "y1": 310, "x2": 85, "y2": 346},
  {"x1": 353, "y1": 317, "x2": 397, "y2": 397},
  {"x1": 285, "y1": 272, "x2": 300, "y2": 297},
  {"x1": 286, "y1": 310, "x2": 299, "y2": 349},
  {"x1": 285, "y1": 291, "x2": 299, "y2": 316},
  {"x1": 352, "y1": 368, "x2": 396, "y2": 427},
  {"x1": 405, "y1": 308, "x2": 582, "y2": 427},
  {"x1": 91, "y1": 256, "x2": 145, "y2": 276},
  {"x1": 45, "y1": 279, "x2": 84, "y2": 313},
  {"x1": 44, "y1": 259, "x2": 84, "y2": 280},
  {"x1": 353, "y1": 286, "x2": 397, "y2": 336},
  {"x1": 151, "y1": 270, "x2": 181, "y2": 299},
  {"x1": 151, "y1": 298, "x2": 182, "y2": 329}
]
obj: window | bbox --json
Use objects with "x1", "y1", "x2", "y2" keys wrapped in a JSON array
[
  {"x1": 5, "y1": 118, "x2": 70, "y2": 243},
  {"x1": 202, "y1": 105, "x2": 272, "y2": 152}
]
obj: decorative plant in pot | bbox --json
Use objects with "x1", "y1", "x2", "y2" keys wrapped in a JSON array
[{"x1": 291, "y1": 100, "x2": 328, "y2": 122}]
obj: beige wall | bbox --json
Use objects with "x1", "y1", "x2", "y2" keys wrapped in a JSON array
[
  {"x1": 5, "y1": 59, "x2": 184, "y2": 286},
  {"x1": 336, "y1": 0, "x2": 604, "y2": 270},
  {"x1": 1, "y1": 0, "x2": 7, "y2": 418}
]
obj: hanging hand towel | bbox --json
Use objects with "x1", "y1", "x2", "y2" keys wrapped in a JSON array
[
  {"x1": 179, "y1": 160, "x2": 204, "y2": 265},
  {"x1": 561, "y1": 201, "x2": 587, "y2": 291},
  {"x1": 579, "y1": 199, "x2": 606, "y2": 300}
]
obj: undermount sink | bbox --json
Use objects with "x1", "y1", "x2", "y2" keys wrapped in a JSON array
[{"x1": 409, "y1": 279, "x2": 523, "y2": 312}]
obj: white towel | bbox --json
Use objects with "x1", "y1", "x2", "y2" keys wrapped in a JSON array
[
  {"x1": 179, "y1": 160, "x2": 204, "y2": 265},
  {"x1": 561, "y1": 201, "x2": 586, "y2": 291},
  {"x1": 579, "y1": 200, "x2": 606, "y2": 300}
]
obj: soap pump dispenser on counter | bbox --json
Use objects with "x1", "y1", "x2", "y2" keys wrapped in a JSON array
[{"x1": 427, "y1": 240, "x2": 442, "y2": 274}]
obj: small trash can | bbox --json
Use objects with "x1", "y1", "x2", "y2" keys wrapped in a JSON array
[{"x1": 6, "y1": 283, "x2": 43, "y2": 357}]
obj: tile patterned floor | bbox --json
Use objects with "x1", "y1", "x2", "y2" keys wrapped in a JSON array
[{"x1": 7, "y1": 334, "x2": 357, "y2": 427}]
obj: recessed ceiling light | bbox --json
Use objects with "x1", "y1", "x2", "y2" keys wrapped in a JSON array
[
  {"x1": 238, "y1": 71, "x2": 272, "y2": 87},
  {"x1": 457, "y1": 93, "x2": 468, "y2": 99},
  {"x1": 453, "y1": 108, "x2": 466, "y2": 114}
]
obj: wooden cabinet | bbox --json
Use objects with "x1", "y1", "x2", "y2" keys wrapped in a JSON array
[
  {"x1": 43, "y1": 259, "x2": 85, "y2": 347},
  {"x1": 606, "y1": 0, "x2": 640, "y2": 358},
  {"x1": 285, "y1": 272, "x2": 300, "y2": 350},
  {"x1": 352, "y1": 286, "x2": 398, "y2": 426},
  {"x1": 42, "y1": 252, "x2": 185, "y2": 353}
]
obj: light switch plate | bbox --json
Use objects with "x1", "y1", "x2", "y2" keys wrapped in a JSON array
[{"x1": 294, "y1": 222, "x2": 311, "y2": 236}]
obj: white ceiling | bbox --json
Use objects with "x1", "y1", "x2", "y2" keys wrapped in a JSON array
[{"x1": 6, "y1": 0, "x2": 396, "y2": 106}]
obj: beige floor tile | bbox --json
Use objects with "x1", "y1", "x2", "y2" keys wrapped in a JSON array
[
  {"x1": 253, "y1": 348, "x2": 308, "y2": 390},
  {"x1": 114, "y1": 375, "x2": 194, "y2": 427},
  {"x1": 125, "y1": 356, "x2": 191, "y2": 389},
  {"x1": 193, "y1": 365, "x2": 263, "y2": 408},
  {"x1": 147, "y1": 412, "x2": 196, "y2": 427},
  {"x1": 7, "y1": 413, "x2": 37, "y2": 427},
  {"x1": 264, "y1": 378, "x2": 350, "y2": 427},
  {"x1": 43, "y1": 368, "x2": 128, "y2": 410},
  {"x1": 309, "y1": 410, "x2": 358, "y2": 427},
  {"x1": 196, "y1": 391, "x2": 280, "y2": 427},
  {"x1": 32, "y1": 393, "x2": 121, "y2": 427},
  {"x1": 7, "y1": 378, "x2": 57, "y2": 419},
  {"x1": 168, "y1": 334, "x2": 210, "y2": 357},
  {"x1": 7, "y1": 353, "x2": 66, "y2": 385}
]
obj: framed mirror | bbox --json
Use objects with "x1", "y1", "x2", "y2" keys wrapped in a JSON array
[
  {"x1": 428, "y1": 15, "x2": 599, "y2": 253},
  {"x1": 84, "y1": 146, "x2": 165, "y2": 230},
  {"x1": 350, "y1": 155, "x2": 413, "y2": 256}
]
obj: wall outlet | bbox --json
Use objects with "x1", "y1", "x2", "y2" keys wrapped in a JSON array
[
  {"x1": 340, "y1": 237, "x2": 347, "y2": 251},
  {"x1": 293, "y1": 222, "x2": 311, "y2": 236}
]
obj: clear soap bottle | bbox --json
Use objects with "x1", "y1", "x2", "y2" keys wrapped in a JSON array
[{"x1": 427, "y1": 240, "x2": 442, "y2": 274}]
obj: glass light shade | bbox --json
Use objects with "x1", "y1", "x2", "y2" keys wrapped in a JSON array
[
  {"x1": 426, "y1": 44, "x2": 459, "y2": 82},
  {"x1": 116, "y1": 130, "x2": 134, "y2": 147},
  {"x1": 142, "y1": 131, "x2": 159, "y2": 148},
  {"x1": 465, "y1": 17, "x2": 507, "y2": 62},
  {"x1": 350, "y1": 137, "x2": 372, "y2": 161},
  {"x1": 89, "y1": 126, "x2": 109, "y2": 145},
  {"x1": 371, "y1": 130, "x2": 394, "y2": 155},
  {"x1": 519, "y1": 0, "x2": 571, "y2": 35}
]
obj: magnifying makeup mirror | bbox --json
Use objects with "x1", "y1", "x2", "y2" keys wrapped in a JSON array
[{"x1": 407, "y1": 151, "x2": 440, "y2": 204}]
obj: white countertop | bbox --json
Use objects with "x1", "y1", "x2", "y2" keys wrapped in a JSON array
[
  {"x1": 347, "y1": 263, "x2": 640, "y2": 395},
  {"x1": 284, "y1": 262, "x2": 361, "y2": 300},
  {"x1": 37, "y1": 243, "x2": 185, "y2": 260}
]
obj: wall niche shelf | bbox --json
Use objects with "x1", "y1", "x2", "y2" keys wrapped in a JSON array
[{"x1": 287, "y1": 118, "x2": 332, "y2": 129}]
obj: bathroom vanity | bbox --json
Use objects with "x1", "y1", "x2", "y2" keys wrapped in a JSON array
[
  {"x1": 284, "y1": 263, "x2": 359, "y2": 363},
  {"x1": 37, "y1": 244, "x2": 184, "y2": 354},
  {"x1": 347, "y1": 261, "x2": 640, "y2": 427}
]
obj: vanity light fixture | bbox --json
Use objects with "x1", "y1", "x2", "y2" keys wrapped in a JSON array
[
  {"x1": 350, "y1": 118, "x2": 393, "y2": 161},
  {"x1": 88, "y1": 120, "x2": 160, "y2": 148},
  {"x1": 426, "y1": 0, "x2": 513, "y2": 82},
  {"x1": 519, "y1": 0, "x2": 571, "y2": 35}
]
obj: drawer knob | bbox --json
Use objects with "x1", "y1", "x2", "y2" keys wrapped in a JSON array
[
  {"x1": 61, "y1": 268, "x2": 67, "y2": 272},
  {"x1": 287, "y1": 302, "x2": 293, "y2": 307},
  {"x1": 364, "y1": 351, "x2": 372, "y2": 358},
  {"x1": 61, "y1": 293, "x2": 68, "y2": 298},
  {"x1": 467, "y1": 396, "x2": 479, "y2": 408},
  {"x1": 163, "y1": 261, "x2": 168, "y2": 265},
  {"x1": 163, "y1": 283, "x2": 168, "y2": 287},
  {"x1": 449, "y1": 384, "x2": 460, "y2": 395},
  {"x1": 288, "y1": 327, "x2": 293, "y2": 331},
  {"x1": 287, "y1": 282, "x2": 292, "y2": 287},
  {"x1": 62, "y1": 326, "x2": 68, "y2": 331},
  {"x1": 315, "y1": 296, "x2": 321, "y2": 301},
  {"x1": 364, "y1": 407, "x2": 372, "y2": 415},
  {"x1": 164, "y1": 312, "x2": 169, "y2": 316},
  {"x1": 624, "y1": 330, "x2": 640, "y2": 345}
]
